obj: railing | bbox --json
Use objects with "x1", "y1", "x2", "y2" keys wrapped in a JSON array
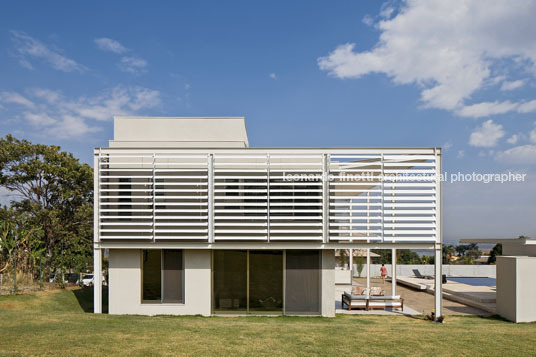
[{"x1": 95, "y1": 148, "x2": 440, "y2": 243}]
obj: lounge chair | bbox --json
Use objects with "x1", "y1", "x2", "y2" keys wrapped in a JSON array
[
  {"x1": 368, "y1": 295, "x2": 404, "y2": 311},
  {"x1": 413, "y1": 269, "x2": 433, "y2": 279},
  {"x1": 342, "y1": 291, "x2": 368, "y2": 310}
]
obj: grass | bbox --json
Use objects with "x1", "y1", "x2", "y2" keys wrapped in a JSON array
[{"x1": 0, "y1": 288, "x2": 535, "y2": 356}]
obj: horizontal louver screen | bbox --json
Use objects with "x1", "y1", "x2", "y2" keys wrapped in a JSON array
[{"x1": 96, "y1": 149, "x2": 439, "y2": 243}]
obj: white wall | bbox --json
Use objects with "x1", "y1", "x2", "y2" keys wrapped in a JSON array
[
  {"x1": 108, "y1": 249, "x2": 211, "y2": 316},
  {"x1": 350, "y1": 264, "x2": 496, "y2": 278},
  {"x1": 321, "y1": 250, "x2": 335, "y2": 317},
  {"x1": 497, "y1": 256, "x2": 536, "y2": 323}
]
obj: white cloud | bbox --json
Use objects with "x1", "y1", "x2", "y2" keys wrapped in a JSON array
[
  {"x1": 469, "y1": 120, "x2": 504, "y2": 147},
  {"x1": 2, "y1": 86, "x2": 161, "y2": 139},
  {"x1": 496, "y1": 145, "x2": 536, "y2": 164},
  {"x1": 269, "y1": 73, "x2": 277, "y2": 79},
  {"x1": 500, "y1": 79, "x2": 525, "y2": 91},
  {"x1": 318, "y1": 0, "x2": 536, "y2": 115},
  {"x1": 458, "y1": 99, "x2": 536, "y2": 118},
  {"x1": 443, "y1": 140, "x2": 452, "y2": 150},
  {"x1": 456, "y1": 150, "x2": 465, "y2": 159},
  {"x1": 362, "y1": 15, "x2": 374, "y2": 26},
  {"x1": 530, "y1": 126, "x2": 536, "y2": 143},
  {"x1": 94, "y1": 37, "x2": 127, "y2": 54},
  {"x1": 10, "y1": 30, "x2": 86, "y2": 72},
  {"x1": 23, "y1": 112, "x2": 57, "y2": 127},
  {"x1": 507, "y1": 134, "x2": 520, "y2": 145},
  {"x1": 0, "y1": 91, "x2": 34, "y2": 108},
  {"x1": 118, "y1": 56, "x2": 147, "y2": 74}
]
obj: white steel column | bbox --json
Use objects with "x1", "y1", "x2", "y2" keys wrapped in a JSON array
[
  {"x1": 391, "y1": 248, "x2": 397, "y2": 297},
  {"x1": 434, "y1": 245, "x2": 442, "y2": 320},
  {"x1": 208, "y1": 154, "x2": 214, "y2": 243},
  {"x1": 366, "y1": 248, "x2": 370, "y2": 290},
  {"x1": 434, "y1": 147, "x2": 443, "y2": 320},
  {"x1": 322, "y1": 154, "x2": 329, "y2": 243},
  {"x1": 349, "y1": 248, "x2": 353, "y2": 284},
  {"x1": 93, "y1": 247, "x2": 102, "y2": 314},
  {"x1": 93, "y1": 151, "x2": 102, "y2": 314}
]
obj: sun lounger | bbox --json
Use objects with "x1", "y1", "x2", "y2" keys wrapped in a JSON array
[
  {"x1": 368, "y1": 295, "x2": 404, "y2": 311},
  {"x1": 341, "y1": 291, "x2": 368, "y2": 311},
  {"x1": 413, "y1": 269, "x2": 433, "y2": 279}
]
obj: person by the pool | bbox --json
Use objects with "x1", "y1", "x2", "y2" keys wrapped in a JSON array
[{"x1": 380, "y1": 264, "x2": 387, "y2": 284}]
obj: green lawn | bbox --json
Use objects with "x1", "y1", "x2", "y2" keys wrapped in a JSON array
[{"x1": 0, "y1": 288, "x2": 534, "y2": 356}]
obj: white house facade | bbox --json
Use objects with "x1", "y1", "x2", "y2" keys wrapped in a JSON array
[{"x1": 93, "y1": 116, "x2": 443, "y2": 318}]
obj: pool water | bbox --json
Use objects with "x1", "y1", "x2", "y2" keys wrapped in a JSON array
[{"x1": 447, "y1": 277, "x2": 496, "y2": 286}]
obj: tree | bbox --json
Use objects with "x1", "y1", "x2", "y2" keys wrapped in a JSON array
[
  {"x1": 442, "y1": 244, "x2": 456, "y2": 264},
  {"x1": 355, "y1": 256, "x2": 365, "y2": 277},
  {"x1": 0, "y1": 135, "x2": 93, "y2": 276},
  {"x1": 487, "y1": 243, "x2": 502, "y2": 264}
]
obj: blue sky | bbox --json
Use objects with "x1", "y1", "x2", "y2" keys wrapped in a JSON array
[{"x1": 1, "y1": 0, "x2": 535, "y2": 243}]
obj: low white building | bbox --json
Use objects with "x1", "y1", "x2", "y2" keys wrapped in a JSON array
[{"x1": 94, "y1": 116, "x2": 443, "y2": 317}]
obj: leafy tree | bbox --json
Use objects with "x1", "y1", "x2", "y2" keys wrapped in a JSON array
[
  {"x1": 0, "y1": 135, "x2": 93, "y2": 276},
  {"x1": 442, "y1": 244, "x2": 456, "y2": 264},
  {"x1": 487, "y1": 243, "x2": 502, "y2": 264}
]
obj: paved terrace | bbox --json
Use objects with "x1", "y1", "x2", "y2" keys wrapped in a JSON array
[{"x1": 336, "y1": 278, "x2": 492, "y2": 316}]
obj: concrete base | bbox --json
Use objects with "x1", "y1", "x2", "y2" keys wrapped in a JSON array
[
  {"x1": 108, "y1": 249, "x2": 211, "y2": 316},
  {"x1": 497, "y1": 256, "x2": 536, "y2": 323},
  {"x1": 107, "y1": 249, "x2": 336, "y2": 317}
]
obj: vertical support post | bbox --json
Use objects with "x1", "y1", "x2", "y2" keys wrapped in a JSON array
[
  {"x1": 366, "y1": 248, "x2": 370, "y2": 291},
  {"x1": 266, "y1": 154, "x2": 270, "y2": 242},
  {"x1": 152, "y1": 153, "x2": 156, "y2": 241},
  {"x1": 349, "y1": 248, "x2": 353, "y2": 284},
  {"x1": 391, "y1": 248, "x2": 397, "y2": 297},
  {"x1": 208, "y1": 154, "x2": 214, "y2": 243},
  {"x1": 322, "y1": 153, "x2": 329, "y2": 243},
  {"x1": 434, "y1": 245, "x2": 442, "y2": 320},
  {"x1": 93, "y1": 247, "x2": 102, "y2": 314},
  {"x1": 93, "y1": 150, "x2": 102, "y2": 314},
  {"x1": 434, "y1": 147, "x2": 442, "y2": 320}
]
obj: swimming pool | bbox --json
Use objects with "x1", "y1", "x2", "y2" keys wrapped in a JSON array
[{"x1": 447, "y1": 277, "x2": 496, "y2": 286}]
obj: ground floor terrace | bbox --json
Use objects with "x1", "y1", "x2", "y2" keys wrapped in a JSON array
[{"x1": 97, "y1": 246, "x2": 444, "y2": 318}]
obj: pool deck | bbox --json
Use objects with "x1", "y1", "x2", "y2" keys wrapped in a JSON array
[
  {"x1": 337, "y1": 278, "x2": 493, "y2": 316},
  {"x1": 396, "y1": 276, "x2": 496, "y2": 314}
]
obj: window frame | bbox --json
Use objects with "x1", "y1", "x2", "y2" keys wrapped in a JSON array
[{"x1": 141, "y1": 249, "x2": 185, "y2": 304}]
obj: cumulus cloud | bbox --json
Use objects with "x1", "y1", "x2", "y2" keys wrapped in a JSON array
[
  {"x1": 318, "y1": 0, "x2": 536, "y2": 115},
  {"x1": 94, "y1": 37, "x2": 127, "y2": 54},
  {"x1": 469, "y1": 120, "x2": 504, "y2": 147},
  {"x1": 118, "y1": 56, "x2": 147, "y2": 74},
  {"x1": 0, "y1": 91, "x2": 34, "y2": 108},
  {"x1": 496, "y1": 145, "x2": 536, "y2": 164},
  {"x1": 10, "y1": 30, "x2": 86, "y2": 72},
  {"x1": 0, "y1": 86, "x2": 161, "y2": 139},
  {"x1": 507, "y1": 134, "x2": 520, "y2": 145},
  {"x1": 500, "y1": 80, "x2": 525, "y2": 91},
  {"x1": 458, "y1": 99, "x2": 536, "y2": 118},
  {"x1": 269, "y1": 73, "x2": 277, "y2": 79}
]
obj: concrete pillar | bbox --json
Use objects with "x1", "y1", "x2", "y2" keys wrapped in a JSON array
[
  {"x1": 349, "y1": 248, "x2": 353, "y2": 283},
  {"x1": 93, "y1": 247, "x2": 102, "y2": 314},
  {"x1": 391, "y1": 248, "x2": 396, "y2": 297},
  {"x1": 434, "y1": 246, "x2": 442, "y2": 320},
  {"x1": 366, "y1": 248, "x2": 370, "y2": 290}
]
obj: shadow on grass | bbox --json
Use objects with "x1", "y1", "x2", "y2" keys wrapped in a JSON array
[{"x1": 73, "y1": 286, "x2": 108, "y2": 313}]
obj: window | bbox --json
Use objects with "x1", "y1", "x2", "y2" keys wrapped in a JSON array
[{"x1": 142, "y1": 249, "x2": 184, "y2": 303}]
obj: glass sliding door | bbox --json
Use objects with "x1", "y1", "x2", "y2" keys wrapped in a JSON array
[
  {"x1": 249, "y1": 251, "x2": 283, "y2": 314},
  {"x1": 285, "y1": 250, "x2": 321, "y2": 315},
  {"x1": 213, "y1": 250, "x2": 247, "y2": 313},
  {"x1": 162, "y1": 250, "x2": 184, "y2": 303},
  {"x1": 142, "y1": 250, "x2": 162, "y2": 302},
  {"x1": 142, "y1": 249, "x2": 184, "y2": 304}
]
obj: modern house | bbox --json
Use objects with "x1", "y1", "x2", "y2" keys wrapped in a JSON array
[{"x1": 93, "y1": 116, "x2": 443, "y2": 318}]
